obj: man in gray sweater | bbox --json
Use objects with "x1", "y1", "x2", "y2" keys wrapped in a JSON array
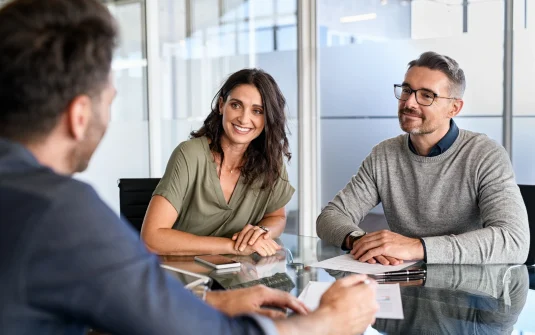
[{"x1": 316, "y1": 51, "x2": 529, "y2": 265}]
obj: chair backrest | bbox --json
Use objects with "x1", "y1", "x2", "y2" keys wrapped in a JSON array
[
  {"x1": 118, "y1": 178, "x2": 160, "y2": 232},
  {"x1": 519, "y1": 184, "x2": 535, "y2": 265}
]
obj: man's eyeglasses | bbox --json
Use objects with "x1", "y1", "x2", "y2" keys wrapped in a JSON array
[{"x1": 394, "y1": 84, "x2": 457, "y2": 106}]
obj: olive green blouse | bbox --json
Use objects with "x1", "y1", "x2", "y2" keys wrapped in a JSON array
[{"x1": 153, "y1": 136, "x2": 295, "y2": 238}]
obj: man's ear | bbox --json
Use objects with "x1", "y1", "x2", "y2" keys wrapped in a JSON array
[
  {"x1": 67, "y1": 95, "x2": 92, "y2": 141},
  {"x1": 449, "y1": 98, "x2": 464, "y2": 118}
]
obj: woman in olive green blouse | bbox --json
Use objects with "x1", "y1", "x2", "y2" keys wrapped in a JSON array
[{"x1": 141, "y1": 69, "x2": 294, "y2": 256}]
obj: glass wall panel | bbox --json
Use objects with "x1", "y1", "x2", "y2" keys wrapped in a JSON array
[
  {"x1": 155, "y1": 0, "x2": 299, "y2": 232},
  {"x1": 513, "y1": 0, "x2": 535, "y2": 185},
  {"x1": 77, "y1": 0, "x2": 150, "y2": 214},
  {"x1": 318, "y1": 0, "x2": 505, "y2": 208}
]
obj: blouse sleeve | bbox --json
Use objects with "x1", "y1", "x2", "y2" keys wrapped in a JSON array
[
  {"x1": 265, "y1": 162, "x2": 295, "y2": 214},
  {"x1": 152, "y1": 143, "x2": 190, "y2": 215}
]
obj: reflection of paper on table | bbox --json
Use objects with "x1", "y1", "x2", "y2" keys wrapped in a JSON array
[
  {"x1": 310, "y1": 254, "x2": 417, "y2": 274},
  {"x1": 298, "y1": 281, "x2": 404, "y2": 320}
]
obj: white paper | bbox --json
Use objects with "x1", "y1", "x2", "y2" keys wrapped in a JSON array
[
  {"x1": 309, "y1": 254, "x2": 417, "y2": 274},
  {"x1": 298, "y1": 281, "x2": 404, "y2": 319},
  {"x1": 374, "y1": 284, "x2": 404, "y2": 319},
  {"x1": 363, "y1": 326, "x2": 382, "y2": 335}
]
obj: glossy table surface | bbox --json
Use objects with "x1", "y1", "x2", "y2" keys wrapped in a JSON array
[{"x1": 160, "y1": 234, "x2": 535, "y2": 335}]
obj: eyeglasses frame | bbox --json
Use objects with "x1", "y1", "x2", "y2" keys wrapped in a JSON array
[{"x1": 393, "y1": 84, "x2": 458, "y2": 106}]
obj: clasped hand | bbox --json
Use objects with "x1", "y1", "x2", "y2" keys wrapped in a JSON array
[
  {"x1": 232, "y1": 224, "x2": 281, "y2": 257},
  {"x1": 350, "y1": 230, "x2": 424, "y2": 265}
]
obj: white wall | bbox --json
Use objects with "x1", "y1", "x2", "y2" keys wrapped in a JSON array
[{"x1": 76, "y1": 122, "x2": 150, "y2": 214}]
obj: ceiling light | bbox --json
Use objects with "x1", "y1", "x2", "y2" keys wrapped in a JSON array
[{"x1": 340, "y1": 13, "x2": 377, "y2": 23}]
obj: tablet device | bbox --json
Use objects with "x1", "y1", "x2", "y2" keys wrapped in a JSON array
[
  {"x1": 161, "y1": 264, "x2": 212, "y2": 289},
  {"x1": 194, "y1": 255, "x2": 241, "y2": 269}
]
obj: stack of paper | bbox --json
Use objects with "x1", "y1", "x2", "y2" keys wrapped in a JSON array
[
  {"x1": 298, "y1": 281, "x2": 404, "y2": 320},
  {"x1": 310, "y1": 254, "x2": 417, "y2": 274}
]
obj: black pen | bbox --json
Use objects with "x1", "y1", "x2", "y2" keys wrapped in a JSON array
[
  {"x1": 373, "y1": 269, "x2": 426, "y2": 277},
  {"x1": 376, "y1": 275, "x2": 425, "y2": 283}
]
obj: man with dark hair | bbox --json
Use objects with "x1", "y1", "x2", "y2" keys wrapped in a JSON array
[
  {"x1": 0, "y1": 0, "x2": 379, "y2": 334},
  {"x1": 317, "y1": 51, "x2": 529, "y2": 265}
]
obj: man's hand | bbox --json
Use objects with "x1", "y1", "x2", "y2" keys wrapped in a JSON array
[
  {"x1": 316, "y1": 275, "x2": 379, "y2": 335},
  {"x1": 362, "y1": 255, "x2": 404, "y2": 265},
  {"x1": 350, "y1": 230, "x2": 424, "y2": 264},
  {"x1": 205, "y1": 285, "x2": 309, "y2": 319}
]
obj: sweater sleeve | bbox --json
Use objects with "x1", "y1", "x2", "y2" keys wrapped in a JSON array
[
  {"x1": 316, "y1": 151, "x2": 381, "y2": 248},
  {"x1": 423, "y1": 144, "x2": 530, "y2": 264}
]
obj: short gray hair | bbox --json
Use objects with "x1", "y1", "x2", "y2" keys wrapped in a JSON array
[{"x1": 408, "y1": 51, "x2": 466, "y2": 98}]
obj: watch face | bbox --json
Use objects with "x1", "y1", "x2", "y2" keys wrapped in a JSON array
[
  {"x1": 351, "y1": 231, "x2": 365, "y2": 238},
  {"x1": 348, "y1": 231, "x2": 366, "y2": 249}
]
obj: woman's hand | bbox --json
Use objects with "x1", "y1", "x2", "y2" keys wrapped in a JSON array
[
  {"x1": 232, "y1": 225, "x2": 281, "y2": 256},
  {"x1": 236, "y1": 237, "x2": 281, "y2": 257},
  {"x1": 232, "y1": 224, "x2": 275, "y2": 252}
]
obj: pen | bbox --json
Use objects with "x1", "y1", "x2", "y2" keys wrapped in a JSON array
[
  {"x1": 373, "y1": 269, "x2": 426, "y2": 277},
  {"x1": 375, "y1": 275, "x2": 426, "y2": 283}
]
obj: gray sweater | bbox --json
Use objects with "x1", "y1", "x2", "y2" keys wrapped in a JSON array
[{"x1": 316, "y1": 129, "x2": 530, "y2": 264}]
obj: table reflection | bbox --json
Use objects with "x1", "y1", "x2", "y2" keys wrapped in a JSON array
[
  {"x1": 374, "y1": 265, "x2": 529, "y2": 335},
  {"x1": 159, "y1": 234, "x2": 532, "y2": 334}
]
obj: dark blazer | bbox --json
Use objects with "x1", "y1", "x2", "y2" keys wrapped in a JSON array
[{"x1": 0, "y1": 138, "x2": 271, "y2": 335}]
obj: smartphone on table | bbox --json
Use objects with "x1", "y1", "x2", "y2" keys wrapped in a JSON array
[{"x1": 194, "y1": 255, "x2": 241, "y2": 269}]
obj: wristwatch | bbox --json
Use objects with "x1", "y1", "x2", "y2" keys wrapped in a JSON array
[
  {"x1": 347, "y1": 230, "x2": 366, "y2": 249},
  {"x1": 191, "y1": 285, "x2": 210, "y2": 301}
]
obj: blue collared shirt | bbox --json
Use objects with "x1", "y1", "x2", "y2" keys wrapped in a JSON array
[{"x1": 408, "y1": 119, "x2": 459, "y2": 157}]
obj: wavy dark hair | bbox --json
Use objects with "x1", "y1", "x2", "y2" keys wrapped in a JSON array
[{"x1": 191, "y1": 68, "x2": 291, "y2": 189}]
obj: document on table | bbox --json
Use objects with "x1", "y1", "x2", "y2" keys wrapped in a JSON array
[
  {"x1": 309, "y1": 254, "x2": 417, "y2": 274},
  {"x1": 298, "y1": 281, "x2": 404, "y2": 320}
]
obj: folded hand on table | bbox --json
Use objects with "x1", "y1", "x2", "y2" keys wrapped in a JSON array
[
  {"x1": 350, "y1": 230, "x2": 424, "y2": 265},
  {"x1": 232, "y1": 224, "x2": 281, "y2": 257}
]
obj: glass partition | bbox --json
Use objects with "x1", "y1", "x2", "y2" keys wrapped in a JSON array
[
  {"x1": 77, "y1": 0, "x2": 150, "y2": 214},
  {"x1": 512, "y1": 0, "x2": 535, "y2": 184},
  {"x1": 318, "y1": 0, "x2": 505, "y2": 210},
  {"x1": 154, "y1": 0, "x2": 300, "y2": 232}
]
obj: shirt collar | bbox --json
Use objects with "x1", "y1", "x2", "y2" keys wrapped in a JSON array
[
  {"x1": 0, "y1": 137, "x2": 42, "y2": 171},
  {"x1": 408, "y1": 119, "x2": 459, "y2": 157}
]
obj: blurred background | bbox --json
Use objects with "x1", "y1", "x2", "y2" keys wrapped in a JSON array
[{"x1": 1, "y1": 0, "x2": 534, "y2": 236}]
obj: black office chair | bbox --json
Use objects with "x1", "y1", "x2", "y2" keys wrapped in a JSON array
[
  {"x1": 519, "y1": 184, "x2": 535, "y2": 266},
  {"x1": 118, "y1": 178, "x2": 160, "y2": 232}
]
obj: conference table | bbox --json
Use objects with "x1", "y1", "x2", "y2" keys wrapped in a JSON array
[{"x1": 160, "y1": 233, "x2": 535, "y2": 335}]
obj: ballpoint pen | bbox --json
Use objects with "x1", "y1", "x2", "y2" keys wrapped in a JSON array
[
  {"x1": 373, "y1": 269, "x2": 426, "y2": 277},
  {"x1": 375, "y1": 275, "x2": 426, "y2": 283}
]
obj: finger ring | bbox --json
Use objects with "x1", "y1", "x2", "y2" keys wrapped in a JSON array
[{"x1": 258, "y1": 225, "x2": 269, "y2": 233}]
